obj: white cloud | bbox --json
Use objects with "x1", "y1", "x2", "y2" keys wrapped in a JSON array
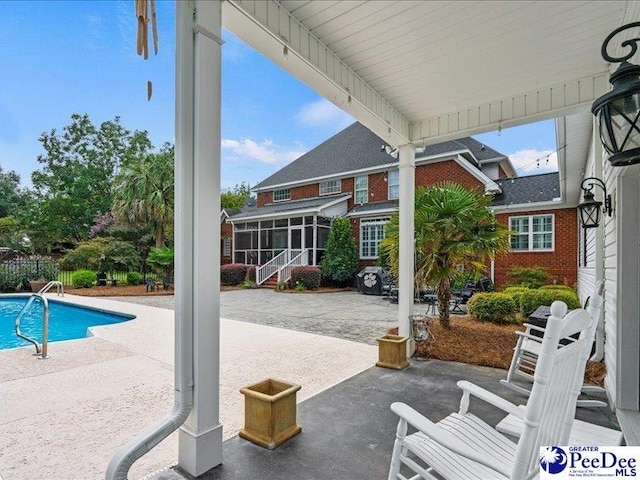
[
  {"x1": 296, "y1": 99, "x2": 353, "y2": 128},
  {"x1": 509, "y1": 149, "x2": 558, "y2": 176},
  {"x1": 221, "y1": 138, "x2": 306, "y2": 167}
]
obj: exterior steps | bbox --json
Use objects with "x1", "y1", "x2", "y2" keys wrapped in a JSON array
[{"x1": 260, "y1": 277, "x2": 278, "y2": 289}]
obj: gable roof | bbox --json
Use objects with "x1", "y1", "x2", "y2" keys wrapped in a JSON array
[
  {"x1": 491, "y1": 172, "x2": 561, "y2": 207},
  {"x1": 254, "y1": 122, "x2": 512, "y2": 190}
]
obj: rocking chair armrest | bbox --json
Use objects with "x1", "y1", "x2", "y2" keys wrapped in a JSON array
[
  {"x1": 390, "y1": 402, "x2": 511, "y2": 478},
  {"x1": 521, "y1": 323, "x2": 547, "y2": 334},
  {"x1": 456, "y1": 381, "x2": 524, "y2": 419},
  {"x1": 514, "y1": 331, "x2": 545, "y2": 343}
]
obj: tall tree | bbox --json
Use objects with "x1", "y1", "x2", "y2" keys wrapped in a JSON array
[
  {"x1": 29, "y1": 113, "x2": 152, "y2": 245},
  {"x1": 381, "y1": 183, "x2": 511, "y2": 328},
  {"x1": 321, "y1": 217, "x2": 359, "y2": 286},
  {"x1": 0, "y1": 165, "x2": 25, "y2": 218},
  {"x1": 112, "y1": 143, "x2": 174, "y2": 248},
  {"x1": 221, "y1": 182, "x2": 252, "y2": 211}
]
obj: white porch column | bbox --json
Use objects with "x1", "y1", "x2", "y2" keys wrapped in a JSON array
[
  {"x1": 398, "y1": 145, "x2": 415, "y2": 343},
  {"x1": 177, "y1": 0, "x2": 223, "y2": 476}
]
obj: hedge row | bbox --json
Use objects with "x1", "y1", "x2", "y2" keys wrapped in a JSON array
[{"x1": 291, "y1": 266, "x2": 321, "y2": 290}]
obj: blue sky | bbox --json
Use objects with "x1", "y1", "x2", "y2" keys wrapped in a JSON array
[{"x1": 0, "y1": 1, "x2": 557, "y2": 191}]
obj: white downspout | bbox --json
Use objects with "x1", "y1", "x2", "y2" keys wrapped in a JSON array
[{"x1": 106, "y1": 1, "x2": 220, "y2": 477}]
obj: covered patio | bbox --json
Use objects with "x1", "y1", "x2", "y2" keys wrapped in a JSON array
[{"x1": 109, "y1": 1, "x2": 640, "y2": 478}]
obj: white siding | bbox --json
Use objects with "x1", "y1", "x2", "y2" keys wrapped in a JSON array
[{"x1": 482, "y1": 163, "x2": 499, "y2": 180}]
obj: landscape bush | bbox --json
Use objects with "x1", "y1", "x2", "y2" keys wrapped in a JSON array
[
  {"x1": 467, "y1": 292, "x2": 518, "y2": 324},
  {"x1": 220, "y1": 263, "x2": 247, "y2": 285},
  {"x1": 72, "y1": 270, "x2": 97, "y2": 288},
  {"x1": 290, "y1": 266, "x2": 321, "y2": 290},
  {"x1": 321, "y1": 218, "x2": 358, "y2": 286},
  {"x1": 501, "y1": 286, "x2": 531, "y2": 311},
  {"x1": 539, "y1": 284, "x2": 575, "y2": 292},
  {"x1": 520, "y1": 289, "x2": 580, "y2": 317},
  {"x1": 507, "y1": 265, "x2": 549, "y2": 289},
  {"x1": 127, "y1": 271, "x2": 143, "y2": 285}
]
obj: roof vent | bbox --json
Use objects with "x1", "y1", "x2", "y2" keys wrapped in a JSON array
[{"x1": 245, "y1": 197, "x2": 257, "y2": 209}]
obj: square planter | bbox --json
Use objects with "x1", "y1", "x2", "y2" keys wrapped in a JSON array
[
  {"x1": 376, "y1": 334, "x2": 410, "y2": 370},
  {"x1": 239, "y1": 378, "x2": 302, "y2": 449}
]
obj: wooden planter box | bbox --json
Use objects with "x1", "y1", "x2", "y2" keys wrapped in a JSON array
[
  {"x1": 29, "y1": 281, "x2": 48, "y2": 293},
  {"x1": 376, "y1": 334, "x2": 410, "y2": 370},
  {"x1": 239, "y1": 378, "x2": 302, "y2": 449}
]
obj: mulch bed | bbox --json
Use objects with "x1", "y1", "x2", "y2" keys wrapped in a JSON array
[
  {"x1": 389, "y1": 315, "x2": 606, "y2": 386},
  {"x1": 65, "y1": 284, "x2": 174, "y2": 297}
]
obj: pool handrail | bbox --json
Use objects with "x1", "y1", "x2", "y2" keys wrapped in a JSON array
[
  {"x1": 14, "y1": 293, "x2": 49, "y2": 359},
  {"x1": 38, "y1": 280, "x2": 64, "y2": 296}
]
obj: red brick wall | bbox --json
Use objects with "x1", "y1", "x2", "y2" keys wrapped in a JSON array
[
  {"x1": 498, "y1": 165, "x2": 509, "y2": 179},
  {"x1": 494, "y1": 208, "x2": 578, "y2": 288},
  {"x1": 415, "y1": 160, "x2": 483, "y2": 191},
  {"x1": 221, "y1": 220, "x2": 233, "y2": 264}
]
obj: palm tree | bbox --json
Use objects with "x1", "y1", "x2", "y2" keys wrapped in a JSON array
[
  {"x1": 380, "y1": 182, "x2": 511, "y2": 328},
  {"x1": 112, "y1": 144, "x2": 174, "y2": 248}
]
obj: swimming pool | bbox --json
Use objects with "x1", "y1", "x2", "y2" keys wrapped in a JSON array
[{"x1": 0, "y1": 296, "x2": 135, "y2": 350}]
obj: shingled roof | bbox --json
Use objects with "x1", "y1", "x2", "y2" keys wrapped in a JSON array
[
  {"x1": 229, "y1": 194, "x2": 351, "y2": 221},
  {"x1": 491, "y1": 172, "x2": 561, "y2": 207},
  {"x1": 254, "y1": 122, "x2": 510, "y2": 190}
]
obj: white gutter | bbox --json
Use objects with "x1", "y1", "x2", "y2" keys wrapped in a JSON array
[{"x1": 106, "y1": 2, "x2": 198, "y2": 478}]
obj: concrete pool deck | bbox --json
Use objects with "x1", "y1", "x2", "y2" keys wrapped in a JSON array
[{"x1": 0, "y1": 294, "x2": 377, "y2": 480}]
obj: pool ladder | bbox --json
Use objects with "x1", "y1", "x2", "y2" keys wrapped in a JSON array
[{"x1": 14, "y1": 281, "x2": 64, "y2": 359}]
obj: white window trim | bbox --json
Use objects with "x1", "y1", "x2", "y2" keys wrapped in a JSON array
[
  {"x1": 360, "y1": 217, "x2": 389, "y2": 259},
  {"x1": 355, "y1": 175, "x2": 368, "y2": 204},
  {"x1": 319, "y1": 179, "x2": 341, "y2": 196},
  {"x1": 509, "y1": 214, "x2": 555, "y2": 252},
  {"x1": 273, "y1": 188, "x2": 291, "y2": 202},
  {"x1": 388, "y1": 169, "x2": 399, "y2": 200}
]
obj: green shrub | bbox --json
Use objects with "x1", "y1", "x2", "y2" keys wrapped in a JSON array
[
  {"x1": 321, "y1": 218, "x2": 358, "y2": 286},
  {"x1": 291, "y1": 266, "x2": 321, "y2": 290},
  {"x1": 467, "y1": 292, "x2": 518, "y2": 324},
  {"x1": 502, "y1": 286, "x2": 531, "y2": 311},
  {"x1": 220, "y1": 263, "x2": 247, "y2": 285},
  {"x1": 539, "y1": 284, "x2": 575, "y2": 292},
  {"x1": 507, "y1": 265, "x2": 549, "y2": 289},
  {"x1": 127, "y1": 271, "x2": 143, "y2": 285},
  {"x1": 242, "y1": 279, "x2": 257, "y2": 289},
  {"x1": 0, "y1": 265, "x2": 19, "y2": 292},
  {"x1": 72, "y1": 270, "x2": 97, "y2": 288},
  {"x1": 520, "y1": 289, "x2": 580, "y2": 317}
]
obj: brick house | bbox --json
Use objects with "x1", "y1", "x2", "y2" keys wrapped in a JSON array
[{"x1": 228, "y1": 122, "x2": 576, "y2": 288}]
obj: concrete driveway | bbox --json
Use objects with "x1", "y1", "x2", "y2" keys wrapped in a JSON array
[{"x1": 106, "y1": 289, "x2": 403, "y2": 344}]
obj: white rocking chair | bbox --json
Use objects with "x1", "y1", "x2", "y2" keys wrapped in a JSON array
[
  {"x1": 501, "y1": 292, "x2": 606, "y2": 409},
  {"x1": 387, "y1": 301, "x2": 596, "y2": 480}
]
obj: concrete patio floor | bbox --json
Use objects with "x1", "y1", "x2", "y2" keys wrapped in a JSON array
[
  {"x1": 150, "y1": 359, "x2": 619, "y2": 480},
  {"x1": 0, "y1": 294, "x2": 377, "y2": 480}
]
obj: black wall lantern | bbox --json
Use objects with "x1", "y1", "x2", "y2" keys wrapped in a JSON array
[
  {"x1": 577, "y1": 177, "x2": 612, "y2": 229},
  {"x1": 592, "y1": 22, "x2": 640, "y2": 166}
]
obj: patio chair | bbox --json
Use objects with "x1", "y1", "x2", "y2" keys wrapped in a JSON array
[
  {"x1": 500, "y1": 289, "x2": 606, "y2": 409},
  {"x1": 145, "y1": 278, "x2": 157, "y2": 292},
  {"x1": 387, "y1": 301, "x2": 595, "y2": 480}
]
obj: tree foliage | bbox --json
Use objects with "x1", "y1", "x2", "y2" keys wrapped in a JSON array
[
  {"x1": 112, "y1": 143, "x2": 174, "y2": 248},
  {"x1": 0, "y1": 165, "x2": 25, "y2": 218},
  {"x1": 28, "y1": 113, "x2": 152, "y2": 247},
  {"x1": 59, "y1": 237, "x2": 140, "y2": 274},
  {"x1": 380, "y1": 183, "x2": 511, "y2": 328},
  {"x1": 321, "y1": 217, "x2": 359, "y2": 285},
  {"x1": 146, "y1": 246, "x2": 174, "y2": 274},
  {"x1": 221, "y1": 182, "x2": 252, "y2": 211}
]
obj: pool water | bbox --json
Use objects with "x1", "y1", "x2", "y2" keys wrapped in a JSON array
[{"x1": 0, "y1": 297, "x2": 135, "y2": 350}]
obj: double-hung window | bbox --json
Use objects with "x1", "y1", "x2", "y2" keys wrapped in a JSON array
[
  {"x1": 319, "y1": 179, "x2": 341, "y2": 195},
  {"x1": 355, "y1": 175, "x2": 368, "y2": 204},
  {"x1": 360, "y1": 217, "x2": 389, "y2": 259},
  {"x1": 509, "y1": 214, "x2": 554, "y2": 251},
  {"x1": 273, "y1": 188, "x2": 291, "y2": 202},
  {"x1": 388, "y1": 170, "x2": 399, "y2": 200}
]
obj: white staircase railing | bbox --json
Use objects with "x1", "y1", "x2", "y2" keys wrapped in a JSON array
[
  {"x1": 256, "y1": 250, "x2": 289, "y2": 285},
  {"x1": 277, "y1": 249, "x2": 309, "y2": 284}
]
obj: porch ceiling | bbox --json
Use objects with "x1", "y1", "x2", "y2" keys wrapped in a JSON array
[{"x1": 223, "y1": 0, "x2": 639, "y2": 145}]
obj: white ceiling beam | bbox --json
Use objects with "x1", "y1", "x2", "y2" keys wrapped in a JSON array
[
  {"x1": 223, "y1": 0, "x2": 411, "y2": 147},
  {"x1": 409, "y1": 72, "x2": 610, "y2": 144}
]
